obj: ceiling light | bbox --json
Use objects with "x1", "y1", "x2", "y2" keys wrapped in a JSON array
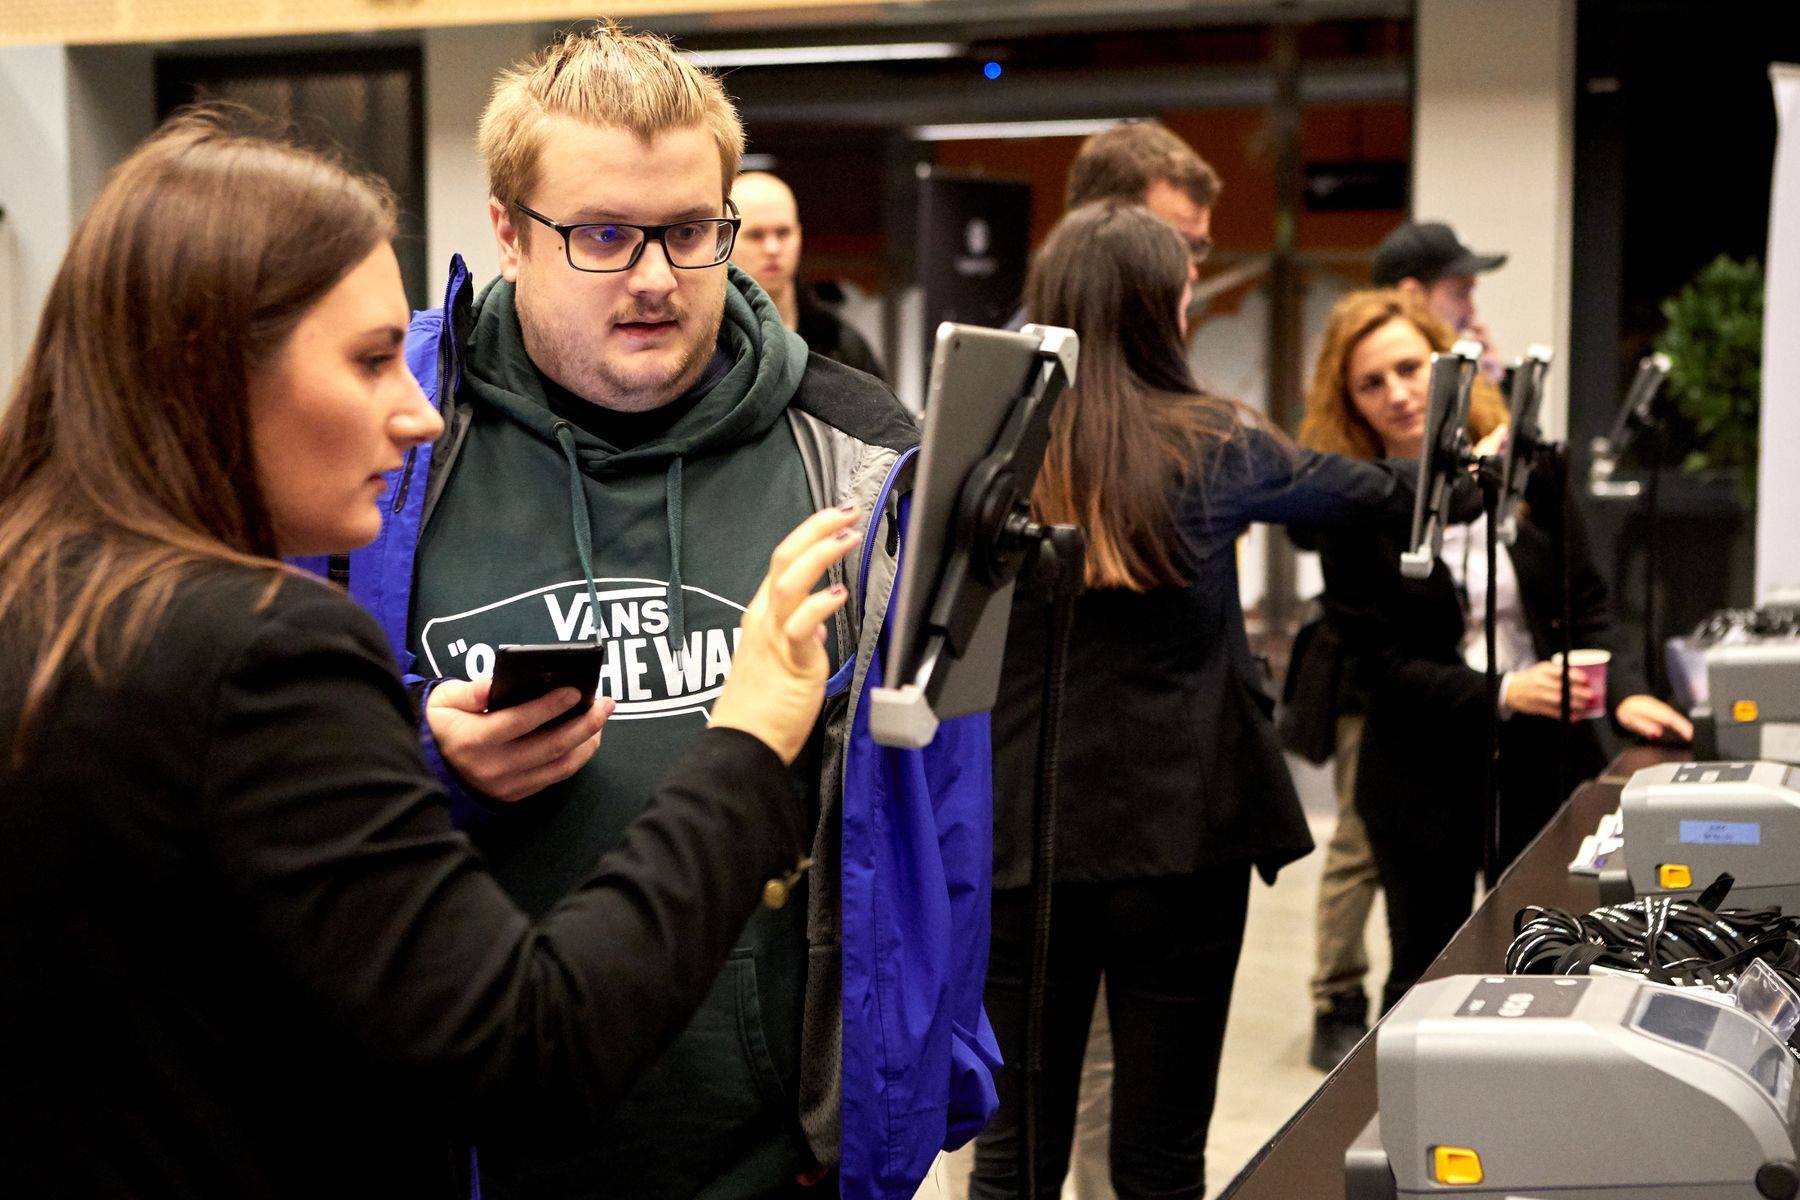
[
  {"x1": 910, "y1": 118, "x2": 1135, "y2": 142},
  {"x1": 683, "y1": 43, "x2": 965, "y2": 69}
]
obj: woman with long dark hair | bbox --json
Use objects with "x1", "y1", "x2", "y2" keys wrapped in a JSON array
[
  {"x1": 1298, "y1": 289, "x2": 1691, "y2": 1014},
  {"x1": 969, "y1": 203, "x2": 1427, "y2": 1200},
  {"x1": 0, "y1": 110, "x2": 857, "y2": 1197}
]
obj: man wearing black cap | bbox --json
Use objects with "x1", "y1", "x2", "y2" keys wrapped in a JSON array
[{"x1": 1371, "y1": 220, "x2": 1508, "y2": 377}]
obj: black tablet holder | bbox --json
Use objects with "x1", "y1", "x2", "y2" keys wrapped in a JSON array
[
  {"x1": 1496, "y1": 345, "x2": 1555, "y2": 544},
  {"x1": 1404, "y1": 343, "x2": 1582, "y2": 886},
  {"x1": 868, "y1": 325, "x2": 1084, "y2": 1199},
  {"x1": 1401, "y1": 340, "x2": 1483, "y2": 581},
  {"x1": 870, "y1": 327, "x2": 1081, "y2": 747},
  {"x1": 1589, "y1": 352, "x2": 1676, "y2": 695},
  {"x1": 1588, "y1": 352, "x2": 1673, "y2": 499}
]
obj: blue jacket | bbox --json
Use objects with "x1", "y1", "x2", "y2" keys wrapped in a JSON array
[{"x1": 303, "y1": 257, "x2": 999, "y2": 1198}]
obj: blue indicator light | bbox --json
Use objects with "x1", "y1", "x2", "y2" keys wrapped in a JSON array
[{"x1": 984, "y1": 61, "x2": 1003, "y2": 80}]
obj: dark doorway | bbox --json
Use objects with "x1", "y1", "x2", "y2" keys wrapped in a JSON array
[{"x1": 156, "y1": 47, "x2": 428, "y2": 308}]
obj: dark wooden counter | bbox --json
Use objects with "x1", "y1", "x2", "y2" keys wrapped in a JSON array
[{"x1": 1217, "y1": 745, "x2": 1688, "y2": 1200}]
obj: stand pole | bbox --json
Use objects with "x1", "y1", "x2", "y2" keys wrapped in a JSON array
[
  {"x1": 1480, "y1": 464, "x2": 1503, "y2": 890},
  {"x1": 1558, "y1": 449, "x2": 1575, "y2": 801},
  {"x1": 1020, "y1": 524, "x2": 1084, "y2": 1200},
  {"x1": 1643, "y1": 424, "x2": 1666, "y2": 697}
]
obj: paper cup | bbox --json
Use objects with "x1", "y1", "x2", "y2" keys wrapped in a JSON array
[{"x1": 1551, "y1": 649, "x2": 1610, "y2": 719}]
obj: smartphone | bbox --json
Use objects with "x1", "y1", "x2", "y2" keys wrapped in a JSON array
[{"x1": 486, "y1": 643, "x2": 604, "y2": 726}]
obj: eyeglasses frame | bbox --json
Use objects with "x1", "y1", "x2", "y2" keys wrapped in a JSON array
[{"x1": 510, "y1": 198, "x2": 742, "y2": 274}]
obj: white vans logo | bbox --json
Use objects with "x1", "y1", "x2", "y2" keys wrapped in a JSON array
[{"x1": 419, "y1": 577, "x2": 746, "y2": 721}]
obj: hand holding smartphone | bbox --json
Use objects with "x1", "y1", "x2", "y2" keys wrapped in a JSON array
[{"x1": 487, "y1": 644, "x2": 604, "y2": 728}]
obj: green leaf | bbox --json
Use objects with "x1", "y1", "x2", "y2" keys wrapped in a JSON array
[{"x1": 1653, "y1": 255, "x2": 1763, "y2": 480}]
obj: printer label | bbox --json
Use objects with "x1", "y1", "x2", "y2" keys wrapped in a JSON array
[
  {"x1": 1679, "y1": 819, "x2": 1761, "y2": 846},
  {"x1": 1456, "y1": 977, "x2": 1588, "y2": 1020}
]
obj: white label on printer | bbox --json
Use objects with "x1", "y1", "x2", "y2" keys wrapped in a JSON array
[
  {"x1": 1679, "y1": 820, "x2": 1761, "y2": 845},
  {"x1": 1762, "y1": 722, "x2": 1800, "y2": 762}
]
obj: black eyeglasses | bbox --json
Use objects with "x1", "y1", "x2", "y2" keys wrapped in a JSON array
[{"x1": 512, "y1": 199, "x2": 741, "y2": 273}]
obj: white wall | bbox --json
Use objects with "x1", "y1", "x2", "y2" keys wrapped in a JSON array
[
  {"x1": 0, "y1": 46, "x2": 76, "y2": 396},
  {"x1": 1413, "y1": 0, "x2": 1576, "y2": 436},
  {"x1": 0, "y1": 44, "x2": 154, "y2": 402},
  {"x1": 1759, "y1": 65, "x2": 1800, "y2": 603},
  {"x1": 424, "y1": 23, "x2": 544, "y2": 293}
]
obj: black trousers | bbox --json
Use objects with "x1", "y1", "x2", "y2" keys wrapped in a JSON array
[
  {"x1": 1364, "y1": 829, "x2": 1475, "y2": 1014},
  {"x1": 969, "y1": 869, "x2": 1251, "y2": 1200},
  {"x1": 1366, "y1": 716, "x2": 1598, "y2": 1012}
]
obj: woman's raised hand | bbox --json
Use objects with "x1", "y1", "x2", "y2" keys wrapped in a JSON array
[{"x1": 709, "y1": 506, "x2": 864, "y2": 764}]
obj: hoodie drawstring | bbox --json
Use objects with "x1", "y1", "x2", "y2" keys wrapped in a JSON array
[
  {"x1": 553, "y1": 422, "x2": 605, "y2": 649},
  {"x1": 664, "y1": 458, "x2": 688, "y2": 669},
  {"x1": 555, "y1": 420, "x2": 690, "y2": 671}
]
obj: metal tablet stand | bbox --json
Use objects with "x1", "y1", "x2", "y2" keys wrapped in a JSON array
[
  {"x1": 1407, "y1": 343, "x2": 1578, "y2": 886},
  {"x1": 1494, "y1": 348, "x2": 1582, "y2": 805},
  {"x1": 867, "y1": 325, "x2": 1083, "y2": 1200},
  {"x1": 869, "y1": 326, "x2": 1080, "y2": 749},
  {"x1": 1589, "y1": 353, "x2": 1676, "y2": 696},
  {"x1": 1496, "y1": 345, "x2": 1555, "y2": 545},
  {"x1": 1400, "y1": 340, "x2": 1482, "y2": 581}
]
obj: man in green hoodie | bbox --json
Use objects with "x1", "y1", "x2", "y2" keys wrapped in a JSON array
[{"x1": 404, "y1": 22, "x2": 916, "y2": 1199}]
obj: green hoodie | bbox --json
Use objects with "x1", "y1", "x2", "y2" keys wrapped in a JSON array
[{"x1": 410, "y1": 267, "x2": 824, "y2": 1198}]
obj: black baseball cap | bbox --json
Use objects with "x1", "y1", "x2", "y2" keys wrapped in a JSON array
[{"x1": 1370, "y1": 221, "x2": 1507, "y2": 287}]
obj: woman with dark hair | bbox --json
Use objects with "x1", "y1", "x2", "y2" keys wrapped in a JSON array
[
  {"x1": 1297, "y1": 288, "x2": 1691, "y2": 1016},
  {"x1": 968, "y1": 203, "x2": 1426, "y2": 1200},
  {"x1": 0, "y1": 110, "x2": 858, "y2": 1197}
]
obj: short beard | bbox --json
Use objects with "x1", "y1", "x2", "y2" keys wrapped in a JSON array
[{"x1": 518, "y1": 289, "x2": 726, "y2": 414}]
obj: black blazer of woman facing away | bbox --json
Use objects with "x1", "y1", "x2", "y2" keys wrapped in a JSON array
[
  {"x1": 1300, "y1": 289, "x2": 1693, "y2": 1013},
  {"x1": 968, "y1": 203, "x2": 1430, "y2": 1200}
]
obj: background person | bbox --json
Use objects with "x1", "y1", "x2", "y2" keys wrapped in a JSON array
[
  {"x1": 0, "y1": 109, "x2": 859, "y2": 1199},
  {"x1": 350, "y1": 25, "x2": 994, "y2": 1197},
  {"x1": 1064, "y1": 120, "x2": 1220, "y2": 275},
  {"x1": 1370, "y1": 220, "x2": 1507, "y2": 378},
  {"x1": 1289, "y1": 233, "x2": 1507, "y2": 1063},
  {"x1": 729, "y1": 169, "x2": 887, "y2": 380},
  {"x1": 969, "y1": 203, "x2": 1431, "y2": 1200},
  {"x1": 1300, "y1": 289, "x2": 1693, "y2": 1014},
  {"x1": 1044, "y1": 118, "x2": 1225, "y2": 1200}
]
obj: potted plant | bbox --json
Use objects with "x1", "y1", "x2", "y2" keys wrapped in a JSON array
[{"x1": 1654, "y1": 254, "x2": 1764, "y2": 492}]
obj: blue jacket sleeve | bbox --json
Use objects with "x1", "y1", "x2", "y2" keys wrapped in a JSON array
[
  {"x1": 839, "y1": 491, "x2": 1000, "y2": 1200},
  {"x1": 407, "y1": 673, "x2": 506, "y2": 831},
  {"x1": 1179, "y1": 428, "x2": 1415, "y2": 557}
]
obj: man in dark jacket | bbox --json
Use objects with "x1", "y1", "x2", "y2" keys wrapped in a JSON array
[
  {"x1": 1064, "y1": 120, "x2": 1221, "y2": 277},
  {"x1": 363, "y1": 21, "x2": 997, "y2": 1200},
  {"x1": 1371, "y1": 220, "x2": 1509, "y2": 378},
  {"x1": 729, "y1": 169, "x2": 887, "y2": 381}
]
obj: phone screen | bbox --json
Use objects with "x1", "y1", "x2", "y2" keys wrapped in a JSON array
[{"x1": 487, "y1": 643, "x2": 604, "y2": 724}]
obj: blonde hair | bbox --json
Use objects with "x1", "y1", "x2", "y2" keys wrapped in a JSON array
[
  {"x1": 479, "y1": 20, "x2": 745, "y2": 208},
  {"x1": 1299, "y1": 288, "x2": 1506, "y2": 460}
]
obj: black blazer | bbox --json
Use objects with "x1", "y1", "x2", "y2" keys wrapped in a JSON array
[
  {"x1": 1318, "y1": 454, "x2": 1645, "y2": 859},
  {"x1": 0, "y1": 566, "x2": 801, "y2": 1197},
  {"x1": 991, "y1": 429, "x2": 1417, "y2": 888}
]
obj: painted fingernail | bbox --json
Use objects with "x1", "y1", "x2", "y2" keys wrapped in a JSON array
[
  {"x1": 837, "y1": 501, "x2": 858, "y2": 513},
  {"x1": 835, "y1": 529, "x2": 858, "y2": 541},
  {"x1": 830, "y1": 584, "x2": 847, "y2": 595}
]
